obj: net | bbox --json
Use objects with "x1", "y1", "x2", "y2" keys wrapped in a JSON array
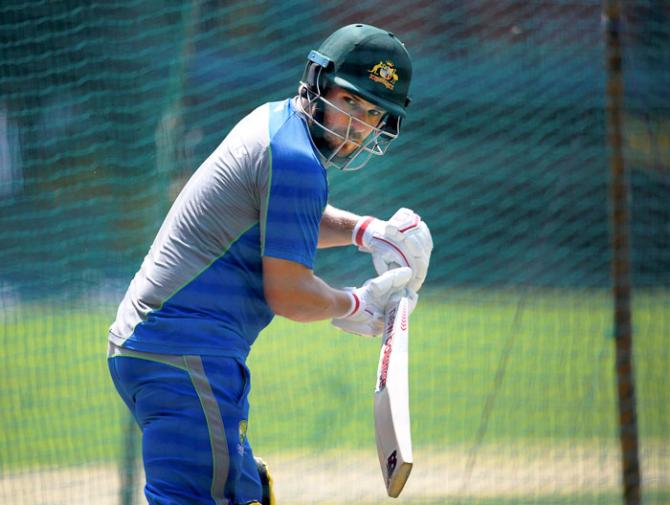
[{"x1": 1, "y1": 1, "x2": 668, "y2": 504}]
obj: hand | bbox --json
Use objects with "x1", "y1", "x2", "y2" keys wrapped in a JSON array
[
  {"x1": 353, "y1": 208, "x2": 433, "y2": 293},
  {"x1": 332, "y1": 267, "x2": 413, "y2": 337}
]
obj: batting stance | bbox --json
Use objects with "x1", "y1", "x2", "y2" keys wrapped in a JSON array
[{"x1": 108, "y1": 24, "x2": 432, "y2": 505}]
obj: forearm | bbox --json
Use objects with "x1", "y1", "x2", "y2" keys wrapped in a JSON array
[
  {"x1": 263, "y1": 256, "x2": 353, "y2": 322},
  {"x1": 280, "y1": 273, "x2": 353, "y2": 322},
  {"x1": 318, "y1": 204, "x2": 362, "y2": 248}
]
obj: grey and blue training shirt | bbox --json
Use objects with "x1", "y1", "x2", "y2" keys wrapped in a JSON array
[{"x1": 109, "y1": 98, "x2": 328, "y2": 361}]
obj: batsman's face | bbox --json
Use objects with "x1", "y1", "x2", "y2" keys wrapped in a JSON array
[{"x1": 321, "y1": 87, "x2": 386, "y2": 157}]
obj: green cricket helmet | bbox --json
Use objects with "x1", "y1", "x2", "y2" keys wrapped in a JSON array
[{"x1": 299, "y1": 24, "x2": 413, "y2": 170}]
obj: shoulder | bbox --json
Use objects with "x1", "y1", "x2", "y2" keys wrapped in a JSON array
[
  {"x1": 226, "y1": 102, "x2": 274, "y2": 151},
  {"x1": 217, "y1": 99, "x2": 297, "y2": 159},
  {"x1": 267, "y1": 99, "x2": 323, "y2": 172}
]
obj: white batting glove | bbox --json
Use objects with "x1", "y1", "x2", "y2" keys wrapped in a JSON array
[
  {"x1": 353, "y1": 208, "x2": 433, "y2": 293},
  {"x1": 332, "y1": 267, "x2": 414, "y2": 338}
]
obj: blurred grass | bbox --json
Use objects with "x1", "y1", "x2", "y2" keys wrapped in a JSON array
[
  {"x1": 401, "y1": 492, "x2": 670, "y2": 505},
  {"x1": 351, "y1": 492, "x2": 670, "y2": 505},
  {"x1": 248, "y1": 288, "x2": 669, "y2": 452},
  {"x1": 0, "y1": 289, "x2": 668, "y2": 474}
]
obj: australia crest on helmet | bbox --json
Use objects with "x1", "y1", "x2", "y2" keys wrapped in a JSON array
[{"x1": 368, "y1": 60, "x2": 399, "y2": 90}]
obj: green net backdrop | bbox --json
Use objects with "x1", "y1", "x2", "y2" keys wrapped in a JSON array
[{"x1": 1, "y1": 1, "x2": 668, "y2": 504}]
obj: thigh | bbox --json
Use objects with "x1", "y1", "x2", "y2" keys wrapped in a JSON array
[
  {"x1": 235, "y1": 439, "x2": 265, "y2": 505},
  {"x1": 108, "y1": 354, "x2": 261, "y2": 505},
  {"x1": 203, "y1": 357, "x2": 262, "y2": 504}
]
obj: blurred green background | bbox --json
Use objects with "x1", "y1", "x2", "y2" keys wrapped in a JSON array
[
  {"x1": 2, "y1": 290, "x2": 669, "y2": 504},
  {"x1": 1, "y1": 1, "x2": 668, "y2": 504}
]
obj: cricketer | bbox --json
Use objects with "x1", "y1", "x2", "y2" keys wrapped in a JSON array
[{"x1": 107, "y1": 23, "x2": 433, "y2": 504}]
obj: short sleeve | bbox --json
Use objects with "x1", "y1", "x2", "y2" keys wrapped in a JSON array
[{"x1": 259, "y1": 113, "x2": 327, "y2": 269}]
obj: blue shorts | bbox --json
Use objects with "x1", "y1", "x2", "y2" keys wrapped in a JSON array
[{"x1": 108, "y1": 343, "x2": 262, "y2": 505}]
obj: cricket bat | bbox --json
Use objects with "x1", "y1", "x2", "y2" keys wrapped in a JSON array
[{"x1": 374, "y1": 295, "x2": 413, "y2": 498}]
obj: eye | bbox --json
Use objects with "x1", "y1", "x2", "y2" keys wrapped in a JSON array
[{"x1": 368, "y1": 109, "x2": 382, "y2": 117}]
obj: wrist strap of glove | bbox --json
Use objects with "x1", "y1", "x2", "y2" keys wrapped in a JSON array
[
  {"x1": 352, "y1": 216, "x2": 375, "y2": 247},
  {"x1": 345, "y1": 291, "x2": 360, "y2": 317}
]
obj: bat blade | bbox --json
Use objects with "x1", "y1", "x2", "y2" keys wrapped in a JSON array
[{"x1": 374, "y1": 296, "x2": 413, "y2": 498}]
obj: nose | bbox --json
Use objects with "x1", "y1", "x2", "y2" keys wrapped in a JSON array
[{"x1": 350, "y1": 118, "x2": 373, "y2": 140}]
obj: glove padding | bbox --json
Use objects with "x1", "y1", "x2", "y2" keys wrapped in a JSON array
[
  {"x1": 353, "y1": 208, "x2": 433, "y2": 293},
  {"x1": 332, "y1": 267, "x2": 416, "y2": 338}
]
